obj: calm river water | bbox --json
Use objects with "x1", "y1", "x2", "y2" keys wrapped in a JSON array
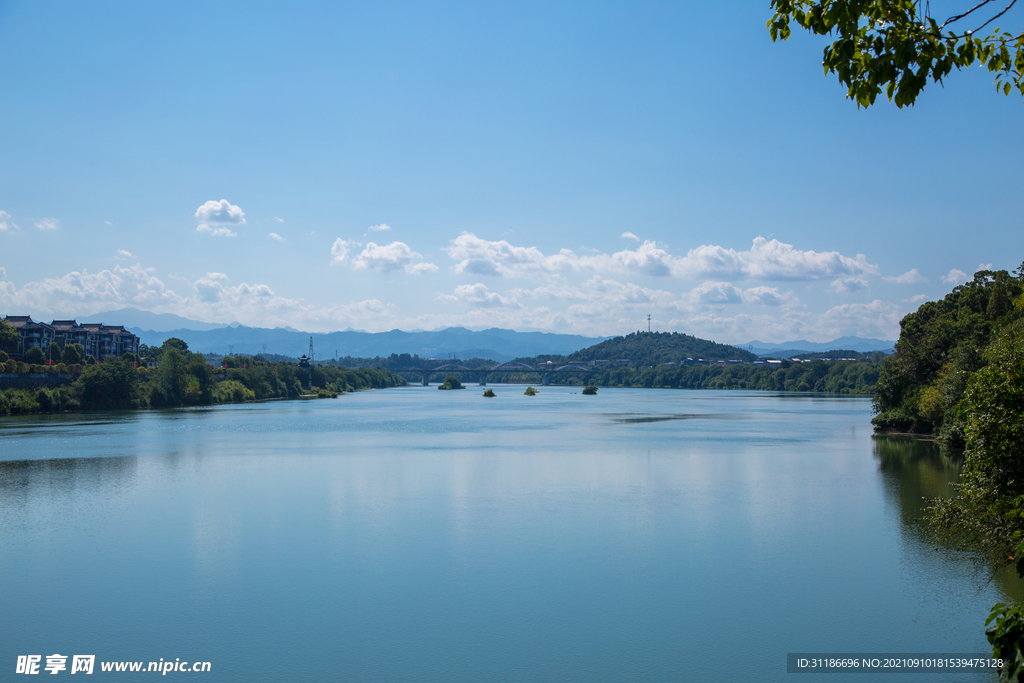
[{"x1": 0, "y1": 386, "x2": 1012, "y2": 681}]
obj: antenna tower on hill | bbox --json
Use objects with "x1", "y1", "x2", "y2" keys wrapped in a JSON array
[
  {"x1": 307, "y1": 336, "x2": 315, "y2": 389},
  {"x1": 647, "y1": 314, "x2": 651, "y2": 332}
]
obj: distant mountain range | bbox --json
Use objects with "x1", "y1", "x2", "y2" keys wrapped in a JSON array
[
  {"x1": 88, "y1": 308, "x2": 231, "y2": 332},
  {"x1": 740, "y1": 336, "x2": 896, "y2": 357},
  {"x1": 131, "y1": 326, "x2": 609, "y2": 362},
  {"x1": 81, "y1": 308, "x2": 894, "y2": 361},
  {"x1": 82, "y1": 310, "x2": 608, "y2": 362}
]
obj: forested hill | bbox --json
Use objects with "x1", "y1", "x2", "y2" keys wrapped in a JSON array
[
  {"x1": 872, "y1": 266, "x2": 1024, "y2": 442},
  {"x1": 565, "y1": 331, "x2": 755, "y2": 366}
]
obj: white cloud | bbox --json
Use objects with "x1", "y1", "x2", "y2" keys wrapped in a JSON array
[
  {"x1": 688, "y1": 281, "x2": 798, "y2": 307},
  {"x1": 978, "y1": 263, "x2": 993, "y2": 271},
  {"x1": 0, "y1": 264, "x2": 399, "y2": 332},
  {"x1": 1, "y1": 253, "x2": 914, "y2": 340},
  {"x1": 816, "y1": 300, "x2": 903, "y2": 339},
  {"x1": 691, "y1": 280, "x2": 743, "y2": 304},
  {"x1": 367, "y1": 223, "x2": 391, "y2": 232},
  {"x1": 509, "y1": 279, "x2": 680, "y2": 327},
  {"x1": 609, "y1": 240, "x2": 678, "y2": 277},
  {"x1": 741, "y1": 286, "x2": 799, "y2": 307},
  {"x1": 405, "y1": 262, "x2": 439, "y2": 275},
  {"x1": 274, "y1": 217, "x2": 285, "y2": 223},
  {"x1": 0, "y1": 264, "x2": 184, "y2": 315},
  {"x1": 269, "y1": 232, "x2": 284, "y2": 241},
  {"x1": 34, "y1": 217, "x2": 59, "y2": 231},
  {"x1": 443, "y1": 233, "x2": 878, "y2": 282},
  {"x1": 353, "y1": 241, "x2": 416, "y2": 271},
  {"x1": 903, "y1": 294, "x2": 929, "y2": 305},
  {"x1": 350, "y1": 241, "x2": 437, "y2": 274},
  {"x1": 445, "y1": 233, "x2": 559, "y2": 277},
  {"x1": 193, "y1": 272, "x2": 230, "y2": 302},
  {"x1": 330, "y1": 239, "x2": 354, "y2": 265},
  {"x1": 665, "y1": 299, "x2": 902, "y2": 345},
  {"x1": 621, "y1": 231, "x2": 640, "y2": 242},
  {"x1": 675, "y1": 237, "x2": 877, "y2": 281},
  {"x1": 116, "y1": 249, "x2": 135, "y2": 258},
  {"x1": 1, "y1": 211, "x2": 18, "y2": 232},
  {"x1": 883, "y1": 268, "x2": 926, "y2": 284},
  {"x1": 829, "y1": 277, "x2": 869, "y2": 294},
  {"x1": 0, "y1": 267, "x2": 6, "y2": 279},
  {"x1": 196, "y1": 225, "x2": 237, "y2": 237},
  {"x1": 105, "y1": 221, "x2": 113, "y2": 225},
  {"x1": 514, "y1": 277, "x2": 679, "y2": 308},
  {"x1": 438, "y1": 283, "x2": 517, "y2": 308},
  {"x1": 195, "y1": 199, "x2": 246, "y2": 225},
  {"x1": 941, "y1": 268, "x2": 969, "y2": 285}
]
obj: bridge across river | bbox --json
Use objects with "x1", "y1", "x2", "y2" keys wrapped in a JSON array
[{"x1": 405, "y1": 361, "x2": 594, "y2": 386}]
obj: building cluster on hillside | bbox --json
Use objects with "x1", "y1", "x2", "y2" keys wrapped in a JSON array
[{"x1": 2, "y1": 315, "x2": 140, "y2": 361}]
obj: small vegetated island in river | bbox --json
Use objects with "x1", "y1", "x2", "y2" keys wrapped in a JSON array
[
  {"x1": 438, "y1": 376, "x2": 465, "y2": 390},
  {"x1": 0, "y1": 336, "x2": 405, "y2": 416}
]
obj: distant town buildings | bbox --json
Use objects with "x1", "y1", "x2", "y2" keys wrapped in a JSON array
[{"x1": 2, "y1": 316, "x2": 140, "y2": 361}]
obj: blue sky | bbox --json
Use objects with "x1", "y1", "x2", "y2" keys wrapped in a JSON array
[{"x1": 1, "y1": 0, "x2": 1021, "y2": 342}]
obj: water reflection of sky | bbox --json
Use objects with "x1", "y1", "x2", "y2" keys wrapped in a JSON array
[{"x1": 0, "y1": 388, "x2": 1004, "y2": 682}]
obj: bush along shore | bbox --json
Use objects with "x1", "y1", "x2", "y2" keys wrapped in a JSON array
[
  {"x1": 0, "y1": 338, "x2": 406, "y2": 416},
  {"x1": 482, "y1": 358, "x2": 882, "y2": 394}
]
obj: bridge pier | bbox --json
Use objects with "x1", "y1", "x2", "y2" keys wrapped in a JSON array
[
  {"x1": 542, "y1": 373, "x2": 550, "y2": 386},
  {"x1": 421, "y1": 375, "x2": 429, "y2": 386},
  {"x1": 478, "y1": 374, "x2": 487, "y2": 386}
]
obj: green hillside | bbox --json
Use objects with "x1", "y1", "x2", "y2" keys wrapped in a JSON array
[
  {"x1": 872, "y1": 267, "x2": 1024, "y2": 443},
  {"x1": 565, "y1": 331, "x2": 755, "y2": 366}
]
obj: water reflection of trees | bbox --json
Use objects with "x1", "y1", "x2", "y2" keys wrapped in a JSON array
[
  {"x1": 873, "y1": 435, "x2": 962, "y2": 524},
  {"x1": 873, "y1": 435, "x2": 1024, "y2": 601},
  {"x1": 0, "y1": 456, "x2": 137, "y2": 508}
]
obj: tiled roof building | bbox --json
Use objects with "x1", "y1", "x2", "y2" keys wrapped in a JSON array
[{"x1": 2, "y1": 315, "x2": 139, "y2": 361}]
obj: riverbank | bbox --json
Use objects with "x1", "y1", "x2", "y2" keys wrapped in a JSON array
[{"x1": 0, "y1": 358, "x2": 406, "y2": 417}]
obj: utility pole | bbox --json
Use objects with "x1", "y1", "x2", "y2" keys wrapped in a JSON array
[
  {"x1": 647, "y1": 314, "x2": 651, "y2": 332},
  {"x1": 307, "y1": 336, "x2": 314, "y2": 389}
]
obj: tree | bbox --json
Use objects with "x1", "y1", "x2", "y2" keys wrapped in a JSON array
[
  {"x1": 138, "y1": 343, "x2": 159, "y2": 365},
  {"x1": 75, "y1": 358, "x2": 137, "y2": 410},
  {"x1": 61, "y1": 343, "x2": 84, "y2": 366},
  {"x1": 161, "y1": 337, "x2": 189, "y2": 353},
  {"x1": 930, "y1": 319, "x2": 1024, "y2": 677},
  {"x1": 933, "y1": 320, "x2": 1024, "y2": 557},
  {"x1": 872, "y1": 268, "x2": 1023, "y2": 439},
  {"x1": 24, "y1": 346, "x2": 45, "y2": 364},
  {"x1": 769, "y1": 0, "x2": 1024, "y2": 107},
  {"x1": 149, "y1": 347, "x2": 198, "y2": 407},
  {"x1": 0, "y1": 319, "x2": 19, "y2": 351},
  {"x1": 48, "y1": 344, "x2": 62, "y2": 364},
  {"x1": 582, "y1": 385, "x2": 598, "y2": 395},
  {"x1": 188, "y1": 354, "x2": 214, "y2": 405},
  {"x1": 438, "y1": 375, "x2": 464, "y2": 390}
]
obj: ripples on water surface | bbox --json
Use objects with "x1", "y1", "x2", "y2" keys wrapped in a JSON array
[{"x1": 0, "y1": 387, "x2": 1009, "y2": 681}]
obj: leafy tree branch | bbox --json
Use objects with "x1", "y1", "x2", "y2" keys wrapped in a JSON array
[{"x1": 769, "y1": 0, "x2": 1024, "y2": 106}]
